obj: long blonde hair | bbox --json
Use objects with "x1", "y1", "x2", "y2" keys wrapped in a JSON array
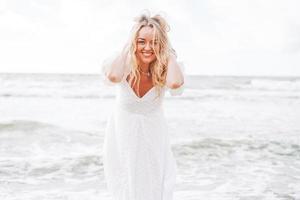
[{"x1": 127, "y1": 11, "x2": 176, "y2": 99}]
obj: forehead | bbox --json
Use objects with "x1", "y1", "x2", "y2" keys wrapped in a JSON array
[{"x1": 137, "y1": 26, "x2": 155, "y2": 39}]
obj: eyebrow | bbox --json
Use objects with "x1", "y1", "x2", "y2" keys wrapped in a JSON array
[{"x1": 137, "y1": 38, "x2": 158, "y2": 42}]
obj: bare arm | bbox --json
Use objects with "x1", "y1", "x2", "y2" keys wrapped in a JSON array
[
  {"x1": 103, "y1": 44, "x2": 130, "y2": 83},
  {"x1": 165, "y1": 53, "x2": 184, "y2": 89}
]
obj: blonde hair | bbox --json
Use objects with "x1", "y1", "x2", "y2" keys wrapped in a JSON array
[{"x1": 127, "y1": 11, "x2": 176, "y2": 99}]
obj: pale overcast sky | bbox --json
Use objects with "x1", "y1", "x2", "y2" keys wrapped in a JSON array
[{"x1": 0, "y1": 0, "x2": 299, "y2": 76}]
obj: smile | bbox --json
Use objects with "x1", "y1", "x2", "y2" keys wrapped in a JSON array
[{"x1": 142, "y1": 52, "x2": 153, "y2": 57}]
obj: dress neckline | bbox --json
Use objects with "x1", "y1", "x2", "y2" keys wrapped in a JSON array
[{"x1": 124, "y1": 79, "x2": 155, "y2": 100}]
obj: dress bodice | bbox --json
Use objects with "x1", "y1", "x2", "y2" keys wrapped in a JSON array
[{"x1": 115, "y1": 78, "x2": 166, "y2": 115}]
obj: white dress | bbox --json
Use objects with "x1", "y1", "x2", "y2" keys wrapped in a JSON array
[{"x1": 102, "y1": 63, "x2": 184, "y2": 200}]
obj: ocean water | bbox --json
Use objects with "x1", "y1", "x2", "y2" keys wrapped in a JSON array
[{"x1": 0, "y1": 73, "x2": 300, "y2": 200}]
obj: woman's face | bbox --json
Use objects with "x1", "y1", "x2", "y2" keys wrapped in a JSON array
[{"x1": 135, "y1": 26, "x2": 159, "y2": 66}]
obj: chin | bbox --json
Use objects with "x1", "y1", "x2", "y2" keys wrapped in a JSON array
[
  {"x1": 141, "y1": 59, "x2": 154, "y2": 64},
  {"x1": 140, "y1": 56, "x2": 156, "y2": 64}
]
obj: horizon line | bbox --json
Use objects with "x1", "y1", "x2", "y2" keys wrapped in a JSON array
[{"x1": 0, "y1": 72, "x2": 299, "y2": 78}]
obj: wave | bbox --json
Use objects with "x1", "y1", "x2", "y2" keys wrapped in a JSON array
[
  {"x1": 0, "y1": 120, "x2": 57, "y2": 132},
  {"x1": 166, "y1": 91, "x2": 300, "y2": 101},
  {"x1": 173, "y1": 137, "x2": 300, "y2": 161},
  {"x1": 241, "y1": 79, "x2": 300, "y2": 91},
  {"x1": 1, "y1": 91, "x2": 299, "y2": 101},
  {"x1": 0, "y1": 120, "x2": 101, "y2": 143},
  {"x1": 0, "y1": 154, "x2": 103, "y2": 181},
  {"x1": 186, "y1": 75, "x2": 300, "y2": 91},
  {"x1": 0, "y1": 120, "x2": 103, "y2": 183},
  {"x1": 1, "y1": 74, "x2": 300, "y2": 100},
  {"x1": 0, "y1": 93, "x2": 115, "y2": 99}
]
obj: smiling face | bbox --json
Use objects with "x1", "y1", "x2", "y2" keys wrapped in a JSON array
[{"x1": 135, "y1": 26, "x2": 159, "y2": 66}]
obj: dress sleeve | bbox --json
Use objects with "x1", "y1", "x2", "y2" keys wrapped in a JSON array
[
  {"x1": 167, "y1": 61, "x2": 186, "y2": 96},
  {"x1": 101, "y1": 52, "x2": 122, "y2": 86}
]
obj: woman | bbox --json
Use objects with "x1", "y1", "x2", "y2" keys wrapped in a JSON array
[{"x1": 101, "y1": 11, "x2": 185, "y2": 200}]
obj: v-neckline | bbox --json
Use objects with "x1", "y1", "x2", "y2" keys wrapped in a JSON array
[{"x1": 124, "y1": 79, "x2": 155, "y2": 100}]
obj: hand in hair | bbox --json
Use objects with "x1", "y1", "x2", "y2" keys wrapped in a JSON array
[
  {"x1": 165, "y1": 53, "x2": 184, "y2": 89},
  {"x1": 102, "y1": 43, "x2": 130, "y2": 83}
]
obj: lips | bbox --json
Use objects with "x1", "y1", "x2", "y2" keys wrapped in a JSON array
[{"x1": 141, "y1": 51, "x2": 153, "y2": 56}]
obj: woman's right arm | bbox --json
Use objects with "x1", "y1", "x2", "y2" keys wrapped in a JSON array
[{"x1": 102, "y1": 44, "x2": 130, "y2": 83}]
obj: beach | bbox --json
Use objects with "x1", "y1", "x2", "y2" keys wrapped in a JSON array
[{"x1": 0, "y1": 73, "x2": 300, "y2": 200}]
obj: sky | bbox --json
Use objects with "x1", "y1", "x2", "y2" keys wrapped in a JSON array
[{"x1": 0, "y1": 0, "x2": 299, "y2": 76}]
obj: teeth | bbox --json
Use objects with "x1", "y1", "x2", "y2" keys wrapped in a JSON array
[{"x1": 143, "y1": 53, "x2": 152, "y2": 56}]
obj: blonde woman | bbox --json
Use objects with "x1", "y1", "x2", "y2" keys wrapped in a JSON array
[{"x1": 102, "y1": 11, "x2": 185, "y2": 200}]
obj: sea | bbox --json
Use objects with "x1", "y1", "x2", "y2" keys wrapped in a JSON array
[{"x1": 0, "y1": 73, "x2": 299, "y2": 200}]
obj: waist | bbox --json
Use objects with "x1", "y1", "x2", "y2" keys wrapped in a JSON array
[{"x1": 116, "y1": 101, "x2": 164, "y2": 115}]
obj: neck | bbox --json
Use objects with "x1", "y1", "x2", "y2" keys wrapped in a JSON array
[{"x1": 138, "y1": 62, "x2": 150, "y2": 72}]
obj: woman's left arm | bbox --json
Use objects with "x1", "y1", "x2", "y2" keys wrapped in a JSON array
[{"x1": 165, "y1": 53, "x2": 184, "y2": 89}]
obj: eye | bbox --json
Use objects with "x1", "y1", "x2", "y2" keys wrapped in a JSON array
[
  {"x1": 152, "y1": 40, "x2": 158, "y2": 45},
  {"x1": 137, "y1": 40, "x2": 145, "y2": 44}
]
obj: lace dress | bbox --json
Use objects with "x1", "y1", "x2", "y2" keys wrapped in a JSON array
[{"x1": 102, "y1": 64, "x2": 184, "y2": 200}]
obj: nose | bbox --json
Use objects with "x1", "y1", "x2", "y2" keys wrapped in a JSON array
[{"x1": 144, "y1": 42, "x2": 152, "y2": 50}]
